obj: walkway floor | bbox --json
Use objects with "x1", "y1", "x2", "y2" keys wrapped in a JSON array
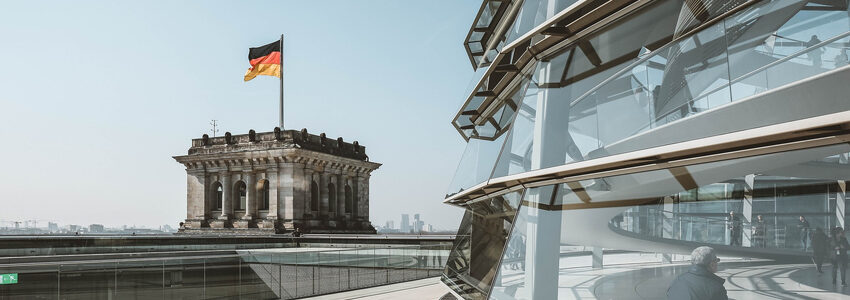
[
  {"x1": 301, "y1": 277, "x2": 452, "y2": 300},
  {"x1": 493, "y1": 253, "x2": 850, "y2": 299}
]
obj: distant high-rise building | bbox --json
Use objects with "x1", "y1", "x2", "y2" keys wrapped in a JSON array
[
  {"x1": 48, "y1": 222, "x2": 59, "y2": 232},
  {"x1": 414, "y1": 214, "x2": 423, "y2": 233},
  {"x1": 69, "y1": 225, "x2": 80, "y2": 232},
  {"x1": 89, "y1": 224, "x2": 105, "y2": 233},
  {"x1": 401, "y1": 214, "x2": 410, "y2": 232},
  {"x1": 385, "y1": 220, "x2": 395, "y2": 230}
]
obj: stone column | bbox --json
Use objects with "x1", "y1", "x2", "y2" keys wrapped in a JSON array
[
  {"x1": 244, "y1": 172, "x2": 255, "y2": 220},
  {"x1": 290, "y1": 164, "x2": 306, "y2": 222},
  {"x1": 360, "y1": 175, "x2": 370, "y2": 221},
  {"x1": 343, "y1": 176, "x2": 351, "y2": 217},
  {"x1": 267, "y1": 167, "x2": 280, "y2": 229},
  {"x1": 662, "y1": 195, "x2": 676, "y2": 263},
  {"x1": 203, "y1": 173, "x2": 211, "y2": 221},
  {"x1": 355, "y1": 176, "x2": 365, "y2": 220},
  {"x1": 220, "y1": 171, "x2": 232, "y2": 219},
  {"x1": 337, "y1": 174, "x2": 346, "y2": 218},
  {"x1": 185, "y1": 170, "x2": 206, "y2": 228},
  {"x1": 304, "y1": 168, "x2": 314, "y2": 214},
  {"x1": 592, "y1": 247, "x2": 603, "y2": 269},
  {"x1": 320, "y1": 172, "x2": 329, "y2": 217},
  {"x1": 838, "y1": 180, "x2": 846, "y2": 229},
  {"x1": 742, "y1": 174, "x2": 755, "y2": 247},
  {"x1": 838, "y1": 153, "x2": 848, "y2": 229},
  {"x1": 351, "y1": 175, "x2": 359, "y2": 219},
  {"x1": 327, "y1": 173, "x2": 336, "y2": 217},
  {"x1": 276, "y1": 164, "x2": 292, "y2": 221}
]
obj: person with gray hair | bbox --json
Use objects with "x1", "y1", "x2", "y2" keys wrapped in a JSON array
[{"x1": 667, "y1": 246, "x2": 728, "y2": 300}]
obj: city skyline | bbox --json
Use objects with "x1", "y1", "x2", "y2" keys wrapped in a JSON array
[{"x1": 0, "y1": 1, "x2": 479, "y2": 229}]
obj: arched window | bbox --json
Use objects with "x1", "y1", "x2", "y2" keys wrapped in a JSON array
[
  {"x1": 328, "y1": 183, "x2": 336, "y2": 213},
  {"x1": 235, "y1": 181, "x2": 247, "y2": 211},
  {"x1": 310, "y1": 181, "x2": 319, "y2": 211},
  {"x1": 213, "y1": 182, "x2": 223, "y2": 210},
  {"x1": 345, "y1": 185, "x2": 352, "y2": 214},
  {"x1": 258, "y1": 179, "x2": 270, "y2": 211}
]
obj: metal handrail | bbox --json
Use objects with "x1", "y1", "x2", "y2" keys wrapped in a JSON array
[
  {"x1": 613, "y1": 29, "x2": 850, "y2": 130},
  {"x1": 569, "y1": 28, "x2": 850, "y2": 109}
]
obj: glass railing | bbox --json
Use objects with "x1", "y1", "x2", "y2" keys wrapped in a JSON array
[
  {"x1": 611, "y1": 207, "x2": 830, "y2": 252},
  {"x1": 504, "y1": 0, "x2": 578, "y2": 47},
  {"x1": 0, "y1": 244, "x2": 451, "y2": 299},
  {"x1": 566, "y1": 9, "x2": 850, "y2": 153},
  {"x1": 652, "y1": 31, "x2": 850, "y2": 128}
]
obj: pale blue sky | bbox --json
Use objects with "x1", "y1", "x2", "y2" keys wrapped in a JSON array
[{"x1": 0, "y1": 1, "x2": 479, "y2": 229}]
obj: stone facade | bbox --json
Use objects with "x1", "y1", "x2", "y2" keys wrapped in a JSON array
[{"x1": 173, "y1": 128, "x2": 381, "y2": 234}]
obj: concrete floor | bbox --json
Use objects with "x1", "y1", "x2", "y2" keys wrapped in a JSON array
[
  {"x1": 492, "y1": 253, "x2": 850, "y2": 299},
  {"x1": 592, "y1": 262, "x2": 850, "y2": 299},
  {"x1": 300, "y1": 251, "x2": 850, "y2": 299},
  {"x1": 301, "y1": 277, "x2": 452, "y2": 300}
]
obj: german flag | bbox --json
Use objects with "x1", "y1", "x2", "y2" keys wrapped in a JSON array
[{"x1": 244, "y1": 40, "x2": 281, "y2": 81}]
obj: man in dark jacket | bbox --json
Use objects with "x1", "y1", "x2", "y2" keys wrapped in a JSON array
[
  {"x1": 798, "y1": 216, "x2": 811, "y2": 251},
  {"x1": 831, "y1": 227, "x2": 849, "y2": 286},
  {"x1": 728, "y1": 211, "x2": 742, "y2": 246},
  {"x1": 668, "y1": 246, "x2": 728, "y2": 300}
]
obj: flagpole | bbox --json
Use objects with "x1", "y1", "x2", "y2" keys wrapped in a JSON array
[{"x1": 279, "y1": 34, "x2": 285, "y2": 129}]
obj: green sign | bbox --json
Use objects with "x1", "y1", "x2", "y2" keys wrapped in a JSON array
[{"x1": 0, "y1": 273, "x2": 17, "y2": 285}]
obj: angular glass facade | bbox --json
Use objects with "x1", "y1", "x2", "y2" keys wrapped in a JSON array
[{"x1": 444, "y1": 0, "x2": 850, "y2": 298}]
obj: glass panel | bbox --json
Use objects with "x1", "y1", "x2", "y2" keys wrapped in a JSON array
[
  {"x1": 163, "y1": 258, "x2": 205, "y2": 299},
  {"x1": 116, "y1": 260, "x2": 164, "y2": 298},
  {"x1": 522, "y1": 70, "x2": 604, "y2": 170},
  {"x1": 488, "y1": 143, "x2": 850, "y2": 299},
  {"x1": 594, "y1": 61, "x2": 653, "y2": 146},
  {"x1": 505, "y1": 0, "x2": 578, "y2": 46},
  {"x1": 468, "y1": 192, "x2": 524, "y2": 292},
  {"x1": 491, "y1": 83, "x2": 538, "y2": 178},
  {"x1": 586, "y1": 0, "x2": 678, "y2": 64},
  {"x1": 446, "y1": 132, "x2": 509, "y2": 198},
  {"x1": 0, "y1": 264, "x2": 58, "y2": 299},
  {"x1": 470, "y1": 41, "x2": 483, "y2": 53},
  {"x1": 444, "y1": 191, "x2": 524, "y2": 299},
  {"x1": 295, "y1": 251, "x2": 315, "y2": 298},
  {"x1": 463, "y1": 72, "x2": 490, "y2": 107},
  {"x1": 239, "y1": 253, "x2": 278, "y2": 299},
  {"x1": 653, "y1": 22, "x2": 730, "y2": 126},
  {"x1": 672, "y1": 0, "x2": 741, "y2": 38},
  {"x1": 537, "y1": 49, "x2": 571, "y2": 86},
  {"x1": 204, "y1": 257, "x2": 241, "y2": 299},
  {"x1": 318, "y1": 251, "x2": 341, "y2": 294},
  {"x1": 489, "y1": 186, "x2": 557, "y2": 299},
  {"x1": 476, "y1": 1, "x2": 502, "y2": 28},
  {"x1": 471, "y1": 31, "x2": 485, "y2": 42},
  {"x1": 356, "y1": 248, "x2": 375, "y2": 288},
  {"x1": 59, "y1": 262, "x2": 116, "y2": 299},
  {"x1": 729, "y1": 0, "x2": 850, "y2": 101}
]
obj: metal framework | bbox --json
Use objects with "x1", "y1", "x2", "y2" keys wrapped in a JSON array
[
  {"x1": 451, "y1": 0, "x2": 775, "y2": 141},
  {"x1": 446, "y1": 106, "x2": 850, "y2": 207}
]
